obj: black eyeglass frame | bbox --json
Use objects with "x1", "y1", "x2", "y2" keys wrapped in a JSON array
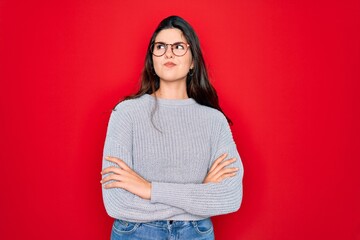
[{"x1": 150, "y1": 42, "x2": 191, "y2": 57}]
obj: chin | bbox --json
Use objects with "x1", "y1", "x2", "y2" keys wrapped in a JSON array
[{"x1": 158, "y1": 74, "x2": 187, "y2": 82}]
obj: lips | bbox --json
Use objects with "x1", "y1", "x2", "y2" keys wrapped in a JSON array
[{"x1": 164, "y1": 62, "x2": 176, "y2": 67}]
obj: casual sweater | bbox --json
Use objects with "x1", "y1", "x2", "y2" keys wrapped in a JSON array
[{"x1": 102, "y1": 94, "x2": 244, "y2": 222}]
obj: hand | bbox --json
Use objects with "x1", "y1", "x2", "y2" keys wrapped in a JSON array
[
  {"x1": 203, "y1": 153, "x2": 239, "y2": 183},
  {"x1": 101, "y1": 156, "x2": 152, "y2": 200}
]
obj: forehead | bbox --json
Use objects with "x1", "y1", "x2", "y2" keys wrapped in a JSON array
[{"x1": 155, "y1": 28, "x2": 187, "y2": 43}]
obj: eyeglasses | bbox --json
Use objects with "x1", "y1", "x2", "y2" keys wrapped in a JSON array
[{"x1": 150, "y1": 42, "x2": 190, "y2": 57}]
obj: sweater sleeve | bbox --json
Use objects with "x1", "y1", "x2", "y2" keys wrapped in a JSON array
[
  {"x1": 101, "y1": 103, "x2": 187, "y2": 221},
  {"x1": 150, "y1": 113, "x2": 244, "y2": 217}
]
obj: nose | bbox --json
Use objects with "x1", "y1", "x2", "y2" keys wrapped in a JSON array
[{"x1": 164, "y1": 44, "x2": 174, "y2": 58}]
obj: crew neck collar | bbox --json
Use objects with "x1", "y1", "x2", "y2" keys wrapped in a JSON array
[{"x1": 142, "y1": 94, "x2": 196, "y2": 106}]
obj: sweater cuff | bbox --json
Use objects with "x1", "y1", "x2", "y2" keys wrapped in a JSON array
[{"x1": 150, "y1": 181, "x2": 192, "y2": 206}]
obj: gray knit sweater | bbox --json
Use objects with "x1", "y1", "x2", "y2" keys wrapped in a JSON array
[{"x1": 102, "y1": 94, "x2": 243, "y2": 222}]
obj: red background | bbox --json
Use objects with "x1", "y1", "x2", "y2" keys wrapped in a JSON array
[{"x1": 1, "y1": 0, "x2": 359, "y2": 239}]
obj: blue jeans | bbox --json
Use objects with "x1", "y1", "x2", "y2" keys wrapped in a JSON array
[{"x1": 111, "y1": 218, "x2": 215, "y2": 240}]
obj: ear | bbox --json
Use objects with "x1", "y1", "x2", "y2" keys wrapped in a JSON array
[{"x1": 190, "y1": 59, "x2": 194, "y2": 69}]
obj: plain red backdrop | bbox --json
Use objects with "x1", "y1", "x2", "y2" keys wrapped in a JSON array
[{"x1": 1, "y1": 0, "x2": 359, "y2": 239}]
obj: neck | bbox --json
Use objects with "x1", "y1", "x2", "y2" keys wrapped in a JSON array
[{"x1": 153, "y1": 79, "x2": 188, "y2": 99}]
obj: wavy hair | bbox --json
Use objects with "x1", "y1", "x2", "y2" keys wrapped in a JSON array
[{"x1": 115, "y1": 15, "x2": 232, "y2": 125}]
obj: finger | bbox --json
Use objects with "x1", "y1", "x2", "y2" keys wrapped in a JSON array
[
  {"x1": 101, "y1": 173, "x2": 124, "y2": 184},
  {"x1": 209, "y1": 153, "x2": 228, "y2": 172},
  {"x1": 103, "y1": 181, "x2": 127, "y2": 189},
  {"x1": 211, "y1": 158, "x2": 236, "y2": 176},
  {"x1": 219, "y1": 167, "x2": 239, "y2": 175},
  {"x1": 105, "y1": 156, "x2": 132, "y2": 171},
  {"x1": 216, "y1": 158, "x2": 237, "y2": 170},
  {"x1": 101, "y1": 166, "x2": 122, "y2": 175},
  {"x1": 213, "y1": 167, "x2": 239, "y2": 180},
  {"x1": 216, "y1": 172, "x2": 237, "y2": 182},
  {"x1": 101, "y1": 167, "x2": 134, "y2": 181}
]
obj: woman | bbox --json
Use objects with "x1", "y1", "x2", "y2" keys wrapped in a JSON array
[{"x1": 101, "y1": 15, "x2": 244, "y2": 240}]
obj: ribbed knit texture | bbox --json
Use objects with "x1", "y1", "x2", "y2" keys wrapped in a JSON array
[{"x1": 102, "y1": 94, "x2": 244, "y2": 222}]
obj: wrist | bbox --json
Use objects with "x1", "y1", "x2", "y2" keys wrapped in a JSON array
[{"x1": 147, "y1": 182, "x2": 152, "y2": 200}]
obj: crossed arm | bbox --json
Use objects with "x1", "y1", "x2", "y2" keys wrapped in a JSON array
[
  {"x1": 101, "y1": 140, "x2": 243, "y2": 218},
  {"x1": 101, "y1": 152, "x2": 239, "y2": 200},
  {"x1": 101, "y1": 107, "x2": 243, "y2": 219}
]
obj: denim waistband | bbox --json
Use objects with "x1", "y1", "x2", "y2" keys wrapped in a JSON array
[{"x1": 141, "y1": 218, "x2": 210, "y2": 228}]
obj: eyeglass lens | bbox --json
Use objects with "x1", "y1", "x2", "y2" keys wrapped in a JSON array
[{"x1": 152, "y1": 42, "x2": 188, "y2": 57}]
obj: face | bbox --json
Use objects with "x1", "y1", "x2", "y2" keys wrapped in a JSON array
[{"x1": 152, "y1": 28, "x2": 194, "y2": 83}]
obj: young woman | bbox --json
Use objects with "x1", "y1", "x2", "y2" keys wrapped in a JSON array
[{"x1": 101, "y1": 15, "x2": 244, "y2": 240}]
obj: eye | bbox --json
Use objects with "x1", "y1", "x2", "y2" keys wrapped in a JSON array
[
  {"x1": 174, "y1": 43, "x2": 185, "y2": 50},
  {"x1": 155, "y1": 43, "x2": 165, "y2": 50}
]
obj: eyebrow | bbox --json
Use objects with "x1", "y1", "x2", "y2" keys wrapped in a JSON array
[{"x1": 154, "y1": 41, "x2": 187, "y2": 45}]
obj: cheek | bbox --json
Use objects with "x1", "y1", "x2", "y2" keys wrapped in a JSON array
[
  {"x1": 180, "y1": 56, "x2": 193, "y2": 69},
  {"x1": 184, "y1": 54, "x2": 193, "y2": 68},
  {"x1": 152, "y1": 57, "x2": 161, "y2": 71}
]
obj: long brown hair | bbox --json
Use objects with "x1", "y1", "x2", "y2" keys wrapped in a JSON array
[{"x1": 114, "y1": 15, "x2": 232, "y2": 125}]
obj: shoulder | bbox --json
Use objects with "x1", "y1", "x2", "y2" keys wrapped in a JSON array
[
  {"x1": 194, "y1": 105, "x2": 233, "y2": 143},
  {"x1": 107, "y1": 96, "x2": 148, "y2": 129},
  {"x1": 111, "y1": 95, "x2": 148, "y2": 117},
  {"x1": 195, "y1": 104, "x2": 229, "y2": 126},
  {"x1": 113, "y1": 96, "x2": 145, "y2": 111}
]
